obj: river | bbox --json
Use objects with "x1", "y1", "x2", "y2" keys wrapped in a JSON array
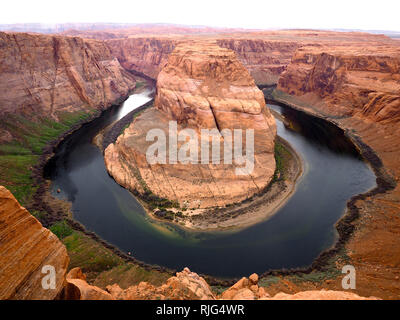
[{"x1": 44, "y1": 90, "x2": 376, "y2": 278}]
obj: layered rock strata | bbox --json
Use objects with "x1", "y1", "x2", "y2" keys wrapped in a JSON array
[
  {"x1": 278, "y1": 45, "x2": 400, "y2": 120},
  {"x1": 104, "y1": 31, "x2": 394, "y2": 86},
  {"x1": 105, "y1": 42, "x2": 276, "y2": 209},
  {"x1": 0, "y1": 32, "x2": 136, "y2": 141},
  {"x1": 0, "y1": 186, "x2": 69, "y2": 299}
]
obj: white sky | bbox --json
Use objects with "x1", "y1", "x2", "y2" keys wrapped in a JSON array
[{"x1": 2, "y1": 0, "x2": 400, "y2": 32}]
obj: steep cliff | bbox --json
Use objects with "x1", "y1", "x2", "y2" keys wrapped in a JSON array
[
  {"x1": 0, "y1": 31, "x2": 136, "y2": 141},
  {"x1": 0, "y1": 186, "x2": 69, "y2": 299},
  {"x1": 106, "y1": 37, "x2": 177, "y2": 79},
  {"x1": 104, "y1": 30, "x2": 393, "y2": 87},
  {"x1": 275, "y1": 43, "x2": 400, "y2": 299},
  {"x1": 105, "y1": 41, "x2": 276, "y2": 210},
  {"x1": 278, "y1": 45, "x2": 400, "y2": 120},
  {"x1": 106, "y1": 37, "x2": 299, "y2": 86},
  {"x1": 216, "y1": 39, "x2": 300, "y2": 85}
]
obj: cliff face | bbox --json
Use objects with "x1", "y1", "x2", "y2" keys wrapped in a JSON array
[
  {"x1": 216, "y1": 39, "x2": 300, "y2": 85},
  {"x1": 106, "y1": 37, "x2": 177, "y2": 79},
  {"x1": 0, "y1": 186, "x2": 69, "y2": 299},
  {"x1": 275, "y1": 43, "x2": 400, "y2": 299},
  {"x1": 106, "y1": 37, "x2": 300, "y2": 86},
  {"x1": 105, "y1": 42, "x2": 276, "y2": 209},
  {"x1": 104, "y1": 31, "x2": 392, "y2": 87},
  {"x1": 278, "y1": 45, "x2": 400, "y2": 121},
  {"x1": 0, "y1": 32, "x2": 136, "y2": 132}
]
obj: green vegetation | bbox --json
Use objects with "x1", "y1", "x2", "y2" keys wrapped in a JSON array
[
  {"x1": 63, "y1": 230, "x2": 170, "y2": 285},
  {"x1": 63, "y1": 230, "x2": 124, "y2": 276},
  {"x1": 50, "y1": 220, "x2": 73, "y2": 239},
  {"x1": 287, "y1": 249, "x2": 350, "y2": 284},
  {"x1": 0, "y1": 103, "x2": 172, "y2": 288},
  {"x1": 120, "y1": 123, "x2": 130, "y2": 135},
  {"x1": 135, "y1": 81, "x2": 146, "y2": 89},
  {"x1": 273, "y1": 139, "x2": 292, "y2": 181},
  {"x1": 211, "y1": 285, "x2": 228, "y2": 295},
  {"x1": 259, "y1": 276, "x2": 281, "y2": 287},
  {"x1": 31, "y1": 209, "x2": 48, "y2": 221},
  {"x1": 93, "y1": 263, "x2": 170, "y2": 289},
  {"x1": 0, "y1": 110, "x2": 95, "y2": 205}
]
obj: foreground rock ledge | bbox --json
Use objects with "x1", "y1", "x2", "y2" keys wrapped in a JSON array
[
  {"x1": 105, "y1": 41, "x2": 277, "y2": 209},
  {"x1": 0, "y1": 186, "x2": 69, "y2": 299}
]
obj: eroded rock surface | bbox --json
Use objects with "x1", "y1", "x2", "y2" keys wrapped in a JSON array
[
  {"x1": 0, "y1": 186, "x2": 69, "y2": 299},
  {"x1": 105, "y1": 41, "x2": 276, "y2": 209},
  {"x1": 0, "y1": 32, "x2": 136, "y2": 141},
  {"x1": 278, "y1": 45, "x2": 400, "y2": 120},
  {"x1": 62, "y1": 268, "x2": 114, "y2": 300},
  {"x1": 106, "y1": 267, "x2": 215, "y2": 300},
  {"x1": 103, "y1": 30, "x2": 393, "y2": 86}
]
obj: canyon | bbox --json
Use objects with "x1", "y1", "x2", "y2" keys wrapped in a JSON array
[{"x1": 0, "y1": 26, "x2": 400, "y2": 299}]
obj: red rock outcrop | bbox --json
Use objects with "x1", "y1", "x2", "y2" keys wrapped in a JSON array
[
  {"x1": 84, "y1": 267, "x2": 377, "y2": 300},
  {"x1": 278, "y1": 45, "x2": 400, "y2": 120},
  {"x1": 105, "y1": 41, "x2": 276, "y2": 209},
  {"x1": 106, "y1": 37, "x2": 177, "y2": 79},
  {"x1": 106, "y1": 267, "x2": 215, "y2": 300},
  {"x1": 216, "y1": 39, "x2": 300, "y2": 85},
  {"x1": 0, "y1": 186, "x2": 69, "y2": 299},
  {"x1": 62, "y1": 268, "x2": 113, "y2": 300},
  {"x1": 0, "y1": 31, "x2": 136, "y2": 140},
  {"x1": 104, "y1": 30, "x2": 394, "y2": 86}
]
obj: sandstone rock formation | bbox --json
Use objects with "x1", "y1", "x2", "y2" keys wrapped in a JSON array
[
  {"x1": 220, "y1": 273, "x2": 270, "y2": 300},
  {"x1": 268, "y1": 290, "x2": 378, "y2": 300},
  {"x1": 106, "y1": 37, "x2": 298, "y2": 86},
  {"x1": 62, "y1": 268, "x2": 113, "y2": 300},
  {"x1": 78, "y1": 267, "x2": 377, "y2": 300},
  {"x1": 216, "y1": 39, "x2": 300, "y2": 85},
  {"x1": 105, "y1": 41, "x2": 276, "y2": 209},
  {"x1": 103, "y1": 30, "x2": 393, "y2": 87},
  {"x1": 0, "y1": 186, "x2": 69, "y2": 299},
  {"x1": 0, "y1": 32, "x2": 136, "y2": 141},
  {"x1": 106, "y1": 37, "x2": 176, "y2": 79},
  {"x1": 278, "y1": 45, "x2": 400, "y2": 120},
  {"x1": 106, "y1": 267, "x2": 215, "y2": 300}
]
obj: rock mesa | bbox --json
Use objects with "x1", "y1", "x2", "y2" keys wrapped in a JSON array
[{"x1": 105, "y1": 42, "x2": 276, "y2": 209}]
